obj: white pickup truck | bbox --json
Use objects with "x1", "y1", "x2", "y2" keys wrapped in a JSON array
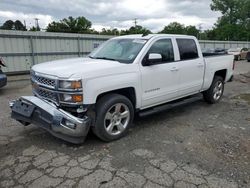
[{"x1": 10, "y1": 34, "x2": 234, "y2": 144}]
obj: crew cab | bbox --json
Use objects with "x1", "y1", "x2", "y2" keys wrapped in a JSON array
[{"x1": 10, "y1": 34, "x2": 234, "y2": 144}]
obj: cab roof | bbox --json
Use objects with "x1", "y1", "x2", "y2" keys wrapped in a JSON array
[{"x1": 113, "y1": 34, "x2": 194, "y2": 40}]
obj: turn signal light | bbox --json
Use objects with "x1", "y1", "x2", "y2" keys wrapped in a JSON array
[{"x1": 72, "y1": 95, "x2": 83, "y2": 102}]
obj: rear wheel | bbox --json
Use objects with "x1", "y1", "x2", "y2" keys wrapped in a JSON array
[
  {"x1": 93, "y1": 94, "x2": 134, "y2": 142},
  {"x1": 203, "y1": 76, "x2": 224, "y2": 104}
]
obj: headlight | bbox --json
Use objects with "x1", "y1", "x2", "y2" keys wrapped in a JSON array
[
  {"x1": 60, "y1": 94, "x2": 83, "y2": 103},
  {"x1": 59, "y1": 80, "x2": 82, "y2": 90}
]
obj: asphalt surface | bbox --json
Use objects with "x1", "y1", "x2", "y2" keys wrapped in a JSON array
[{"x1": 0, "y1": 61, "x2": 250, "y2": 188}]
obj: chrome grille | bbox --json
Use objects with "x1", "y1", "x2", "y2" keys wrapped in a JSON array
[
  {"x1": 31, "y1": 73, "x2": 56, "y2": 88},
  {"x1": 34, "y1": 87, "x2": 57, "y2": 103}
]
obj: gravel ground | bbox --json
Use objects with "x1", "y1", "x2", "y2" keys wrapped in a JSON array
[{"x1": 0, "y1": 61, "x2": 250, "y2": 188}]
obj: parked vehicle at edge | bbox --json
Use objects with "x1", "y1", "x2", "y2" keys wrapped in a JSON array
[
  {"x1": 214, "y1": 48, "x2": 228, "y2": 55},
  {"x1": 247, "y1": 52, "x2": 250, "y2": 62},
  {"x1": 10, "y1": 34, "x2": 234, "y2": 144},
  {"x1": 227, "y1": 47, "x2": 249, "y2": 61},
  {"x1": 0, "y1": 58, "x2": 7, "y2": 88},
  {"x1": 202, "y1": 48, "x2": 228, "y2": 56}
]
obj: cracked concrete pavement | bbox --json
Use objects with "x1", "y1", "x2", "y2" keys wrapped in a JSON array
[{"x1": 0, "y1": 61, "x2": 250, "y2": 187}]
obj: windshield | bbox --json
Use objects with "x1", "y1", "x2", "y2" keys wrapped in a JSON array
[{"x1": 89, "y1": 38, "x2": 148, "y2": 64}]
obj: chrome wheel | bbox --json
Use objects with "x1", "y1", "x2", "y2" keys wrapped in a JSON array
[
  {"x1": 104, "y1": 103, "x2": 130, "y2": 136},
  {"x1": 213, "y1": 81, "x2": 223, "y2": 101}
]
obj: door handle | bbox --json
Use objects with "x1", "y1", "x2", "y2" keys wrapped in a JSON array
[
  {"x1": 197, "y1": 63, "x2": 204, "y2": 68},
  {"x1": 170, "y1": 67, "x2": 179, "y2": 72}
]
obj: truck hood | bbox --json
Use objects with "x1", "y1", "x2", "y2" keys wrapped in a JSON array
[{"x1": 32, "y1": 57, "x2": 129, "y2": 79}]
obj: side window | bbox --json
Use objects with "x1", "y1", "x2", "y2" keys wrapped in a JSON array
[
  {"x1": 148, "y1": 39, "x2": 174, "y2": 63},
  {"x1": 176, "y1": 39, "x2": 199, "y2": 60}
]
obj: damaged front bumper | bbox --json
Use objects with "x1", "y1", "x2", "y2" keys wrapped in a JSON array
[{"x1": 10, "y1": 96, "x2": 91, "y2": 144}]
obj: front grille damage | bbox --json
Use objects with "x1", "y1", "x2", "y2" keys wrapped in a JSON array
[
  {"x1": 31, "y1": 72, "x2": 58, "y2": 104},
  {"x1": 31, "y1": 73, "x2": 56, "y2": 88}
]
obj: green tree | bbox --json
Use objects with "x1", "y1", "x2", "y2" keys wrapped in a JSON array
[
  {"x1": 29, "y1": 26, "x2": 41, "y2": 32},
  {"x1": 0, "y1": 20, "x2": 14, "y2": 30},
  {"x1": 100, "y1": 28, "x2": 120, "y2": 35},
  {"x1": 47, "y1": 16, "x2": 92, "y2": 33},
  {"x1": 0, "y1": 20, "x2": 26, "y2": 30},
  {"x1": 14, "y1": 20, "x2": 27, "y2": 31},
  {"x1": 159, "y1": 22, "x2": 200, "y2": 37},
  {"x1": 160, "y1": 22, "x2": 186, "y2": 34},
  {"x1": 120, "y1": 25, "x2": 152, "y2": 35},
  {"x1": 211, "y1": 0, "x2": 240, "y2": 25},
  {"x1": 185, "y1": 26, "x2": 200, "y2": 37},
  {"x1": 209, "y1": 0, "x2": 250, "y2": 41}
]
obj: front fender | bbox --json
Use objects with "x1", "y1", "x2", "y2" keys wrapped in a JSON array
[{"x1": 83, "y1": 73, "x2": 141, "y2": 108}]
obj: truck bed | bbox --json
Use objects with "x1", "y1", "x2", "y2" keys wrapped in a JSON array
[{"x1": 202, "y1": 54, "x2": 234, "y2": 91}]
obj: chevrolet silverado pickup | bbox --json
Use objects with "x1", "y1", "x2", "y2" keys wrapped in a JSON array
[{"x1": 10, "y1": 34, "x2": 234, "y2": 144}]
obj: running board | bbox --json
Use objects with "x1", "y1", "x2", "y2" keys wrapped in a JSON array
[{"x1": 139, "y1": 95, "x2": 202, "y2": 117}]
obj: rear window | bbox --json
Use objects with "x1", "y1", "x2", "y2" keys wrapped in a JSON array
[{"x1": 177, "y1": 39, "x2": 199, "y2": 60}]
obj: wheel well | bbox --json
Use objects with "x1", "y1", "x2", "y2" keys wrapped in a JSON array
[
  {"x1": 96, "y1": 87, "x2": 136, "y2": 107},
  {"x1": 215, "y1": 69, "x2": 227, "y2": 81}
]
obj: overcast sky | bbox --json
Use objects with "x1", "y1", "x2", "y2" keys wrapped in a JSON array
[{"x1": 0, "y1": 0, "x2": 221, "y2": 32}]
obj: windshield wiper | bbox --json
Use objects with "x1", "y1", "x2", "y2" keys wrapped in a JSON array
[{"x1": 90, "y1": 56, "x2": 118, "y2": 62}]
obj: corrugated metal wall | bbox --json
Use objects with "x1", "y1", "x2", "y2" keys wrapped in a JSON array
[
  {"x1": 0, "y1": 30, "x2": 112, "y2": 73},
  {"x1": 0, "y1": 30, "x2": 250, "y2": 74},
  {"x1": 199, "y1": 40, "x2": 250, "y2": 50}
]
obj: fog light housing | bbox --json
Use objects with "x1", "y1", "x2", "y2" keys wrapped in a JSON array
[{"x1": 62, "y1": 119, "x2": 76, "y2": 129}]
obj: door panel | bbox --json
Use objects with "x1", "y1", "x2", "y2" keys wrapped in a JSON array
[
  {"x1": 178, "y1": 58, "x2": 204, "y2": 95},
  {"x1": 140, "y1": 63, "x2": 179, "y2": 108},
  {"x1": 176, "y1": 39, "x2": 204, "y2": 96},
  {"x1": 140, "y1": 38, "x2": 179, "y2": 108}
]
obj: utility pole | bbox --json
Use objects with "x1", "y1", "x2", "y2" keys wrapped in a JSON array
[
  {"x1": 23, "y1": 20, "x2": 27, "y2": 30},
  {"x1": 134, "y1": 18, "x2": 137, "y2": 27},
  {"x1": 34, "y1": 18, "x2": 40, "y2": 31},
  {"x1": 198, "y1": 24, "x2": 202, "y2": 40}
]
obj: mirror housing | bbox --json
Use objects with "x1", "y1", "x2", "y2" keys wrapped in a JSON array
[{"x1": 144, "y1": 53, "x2": 162, "y2": 66}]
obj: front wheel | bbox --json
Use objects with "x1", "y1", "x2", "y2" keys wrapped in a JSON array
[
  {"x1": 203, "y1": 76, "x2": 224, "y2": 104},
  {"x1": 92, "y1": 94, "x2": 134, "y2": 142},
  {"x1": 238, "y1": 55, "x2": 241, "y2": 61}
]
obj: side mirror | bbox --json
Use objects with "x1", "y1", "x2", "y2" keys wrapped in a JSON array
[{"x1": 147, "y1": 53, "x2": 162, "y2": 65}]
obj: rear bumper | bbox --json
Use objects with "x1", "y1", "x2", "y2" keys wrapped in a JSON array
[
  {"x1": 0, "y1": 74, "x2": 7, "y2": 88},
  {"x1": 10, "y1": 96, "x2": 91, "y2": 144}
]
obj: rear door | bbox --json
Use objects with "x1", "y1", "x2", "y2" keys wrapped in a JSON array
[{"x1": 176, "y1": 39, "x2": 205, "y2": 96}]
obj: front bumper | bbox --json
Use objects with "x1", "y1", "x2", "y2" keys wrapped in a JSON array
[
  {"x1": 10, "y1": 96, "x2": 91, "y2": 144},
  {"x1": 0, "y1": 73, "x2": 7, "y2": 88}
]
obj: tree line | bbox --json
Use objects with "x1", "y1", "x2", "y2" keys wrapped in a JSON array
[{"x1": 0, "y1": 0, "x2": 249, "y2": 41}]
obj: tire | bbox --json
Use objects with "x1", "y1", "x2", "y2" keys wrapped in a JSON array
[
  {"x1": 92, "y1": 94, "x2": 134, "y2": 142},
  {"x1": 238, "y1": 55, "x2": 241, "y2": 61},
  {"x1": 203, "y1": 76, "x2": 224, "y2": 104}
]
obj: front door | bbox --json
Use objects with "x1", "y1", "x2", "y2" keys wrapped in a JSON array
[{"x1": 140, "y1": 38, "x2": 180, "y2": 108}]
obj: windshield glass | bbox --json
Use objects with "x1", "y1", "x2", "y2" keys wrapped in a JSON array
[{"x1": 89, "y1": 38, "x2": 148, "y2": 64}]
